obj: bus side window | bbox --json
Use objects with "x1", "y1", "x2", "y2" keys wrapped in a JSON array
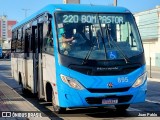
[
  {"x1": 16, "y1": 29, "x2": 22, "y2": 52},
  {"x1": 28, "y1": 29, "x2": 33, "y2": 53},
  {"x1": 43, "y1": 21, "x2": 54, "y2": 55},
  {"x1": 24, "y1": 28, "x2": 30, "y2": 57},
  {"x1": 22, "y1": 28, "x2": 25, "y2": 53},
  {"x1": 11, "y1": 31, "x2": 17, "y2": 52}
]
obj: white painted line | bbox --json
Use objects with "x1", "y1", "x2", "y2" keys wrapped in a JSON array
[
  {"x1": 146, "y1": 99, "x2": 160, "y2": 104},
  {"x1": 147, "y1": 78, "x2": 160, "y2": 82},
  {"x1": 128, "y1": 107, "x2": 141, "y2": 111}
]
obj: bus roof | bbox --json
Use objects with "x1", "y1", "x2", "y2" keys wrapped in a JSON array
[{"x1": 12, "y1": 4, "x2": 130, "y2": 30}]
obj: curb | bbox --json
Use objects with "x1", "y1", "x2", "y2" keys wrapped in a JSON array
[
  {"x1": 2, "y1": 80, "x2": 40, "y2": 111},
  {"x1": 147, "y1": 78, "x2": 160, "y2": 82},
  {"x1": 0, "y1": 80, "x2": 51, "y2": 120}
]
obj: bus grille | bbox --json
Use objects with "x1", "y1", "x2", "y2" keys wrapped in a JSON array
[
  {"x1": 87, "y1": 87, "x2": 130, "y2": 93},
  {"x1": 86, "y1": 95, "x2": 133, "y2": 104}
]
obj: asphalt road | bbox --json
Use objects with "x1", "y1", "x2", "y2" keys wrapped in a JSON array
[{"x1": 0, "y1": 60, "x2": 160, "y2": 120}]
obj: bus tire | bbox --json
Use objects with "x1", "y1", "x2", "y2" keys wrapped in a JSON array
[
  {"x1": 115, "y1": 104, "x2": 130, "y2": 111},
  {"x1": 19, "y1": 73, "x2": 27, "y2": 94},
  {"x1": 52, "y1": 91, "x2": 66, "y2": 114},
  {"x1": 46, "y1": 83, "x2": 52, "y2": 102}
]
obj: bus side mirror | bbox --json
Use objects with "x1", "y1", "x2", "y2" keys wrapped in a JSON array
[
  {"x1": 44, "y1": 13, "x2": 52, "y2": 33},
  {"x1": 44, "y1": 13, "x2": 52, "y2": 21}
]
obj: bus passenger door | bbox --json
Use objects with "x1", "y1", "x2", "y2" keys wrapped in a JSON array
[
  {"x1": 24, "y1": 28, "x2": 33, "y2": 90},
  {"x1": 24, "y1": 28, "x2": 29, "y2": 89},
  {"x1": 32, "y1": 25, "x2": 38, "y2": 94},
  {"x1": 37, "y1": 23, "x2": 45, "y2": 99}
]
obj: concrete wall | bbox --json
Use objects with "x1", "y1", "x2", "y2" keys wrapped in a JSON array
[{"x1": 134, "y1": 6, "x2": 160, "y2": 67}]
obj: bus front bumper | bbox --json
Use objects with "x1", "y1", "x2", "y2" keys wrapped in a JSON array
[{"x1": 58, "y1": 80, "x2": 147, "y2": 108}]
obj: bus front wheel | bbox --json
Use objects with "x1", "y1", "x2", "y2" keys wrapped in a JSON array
[
  {"x1": 115, "y1": 104, "x2": 130, "y2": 111},
  {"x1": 52, "y1": 91, "x2": 66, "y2": 114}
]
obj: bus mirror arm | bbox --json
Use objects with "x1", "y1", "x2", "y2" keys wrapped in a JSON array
[{"x1": 44, "y1": 13, "x2": 52, "y2": 21}]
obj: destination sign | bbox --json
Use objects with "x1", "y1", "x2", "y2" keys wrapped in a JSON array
[{"x1": 62, "y1": 15, "x2": 124, "y2": 24}]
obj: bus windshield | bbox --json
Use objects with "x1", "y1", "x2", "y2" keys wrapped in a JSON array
[{"x1": 55, "y1": 12, "x2": 143, "y2": 61}]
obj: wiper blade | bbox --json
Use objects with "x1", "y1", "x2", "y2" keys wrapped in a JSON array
[
  {"x1": 82, "y1": 43, "x2": 95, "y2": 65},
  {"x1": 106, "y1": 25, "x2": 130, "y2": 64},
  {"x1": 82, "y1": 14, "x2": 108, "y2": 65},
  {"x1": 111, "y1": 40, "x2": 130, "y2": 64},
  {"x1": 97, "y1": 15, "x2": 107, "y2": 60}
]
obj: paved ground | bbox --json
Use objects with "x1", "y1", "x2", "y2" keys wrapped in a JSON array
[{"x1": 0, "y1": 60, "x2": 50, "y2": 120}]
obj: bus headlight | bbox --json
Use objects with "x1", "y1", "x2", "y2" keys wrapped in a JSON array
[
  {"x1": 60, "y1": 74, "x2": 84, "y2": 90},
  {"x1": 132, "y1": 72, "x2": 147, "y2": 88}
]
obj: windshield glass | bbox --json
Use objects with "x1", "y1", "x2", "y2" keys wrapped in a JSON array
[{"x1": 55, "y1": 12, "x2": 143, "y2": 60}]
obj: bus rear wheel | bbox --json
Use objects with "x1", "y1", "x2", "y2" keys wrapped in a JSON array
[
  {"x1": 115, "y1": 104, "x2": 130, "y2": 111},
  {"x1": 19, "y1": 74, "x2": 27, "y2": 94},
  {"x1": 52, "y1": 91, "x2": 66, "y2": 114}
]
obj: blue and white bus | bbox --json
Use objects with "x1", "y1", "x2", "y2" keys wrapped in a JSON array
[{"x1": 11, "y1": 4, "x2": 147, "y2": 113}]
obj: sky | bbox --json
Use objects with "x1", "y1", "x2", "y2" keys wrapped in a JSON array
[{"x1": 0, "y1": 0, "x2": 159, "y2": 22}]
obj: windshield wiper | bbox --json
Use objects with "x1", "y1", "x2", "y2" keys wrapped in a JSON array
[
  {"x1": 97, "y1": 15, "x2": 107, "y2": 60},
  {"x1": 82, "y1": 43, "x2": 96, "y2": 65},
  {"x1": 106, "y1": 25, "x2": 130, "y2": 64},
  {"x1": 81, "y1": 16, "x2": 107, "y2": 65}
]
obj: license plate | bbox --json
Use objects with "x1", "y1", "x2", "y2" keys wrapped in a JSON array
[{"x1": 102, "y1": 98, "x2": 118, "y2": 104}]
